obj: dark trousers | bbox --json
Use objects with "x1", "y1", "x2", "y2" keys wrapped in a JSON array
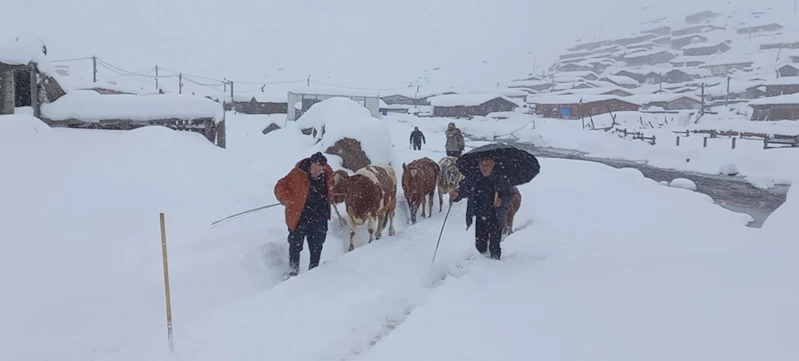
[
  {"x1": 288, "y1": 223, "x2": 326, "y2": 275},
  {"x1": 412, "y1": 142, "x2": 422, "y2": 150},
  {"x1": 446, "y1": 150, "x2": 462, "y2": 157},
  {"x1": 475, "y1": 213, "x2": 502, "y2": 260}
]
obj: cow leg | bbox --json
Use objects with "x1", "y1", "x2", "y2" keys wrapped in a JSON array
[
  {"x1": 409, "y1": 201, "x2": 417, "y2": 224},
  {"x1": 388, "y1": 204, "x2": 396, "y2": 236},
  {"x1": 421, "y1": 195, "x2": 427, "y2": 219},
  {"x1": 367, "y1": 216, "x2": 376, "y2": 243},
  {"x1": 347, "y1": 215, "x2": 357, "y2": 252},
  {"x1": 437, "y1": 184, "x2": 444, "y2": 213},
  {"x1": 332, "y1": 203, "x2": 347, "y2": 227},
  {"x1": 427, "y1": 190, "x2": 435, "y2": 217},
  {"x1": 505, "y1": 210, "x2": 516, "y2": 235},
  {"x1": 375, "y1": 213, "x2": 384, "y2": 240}
]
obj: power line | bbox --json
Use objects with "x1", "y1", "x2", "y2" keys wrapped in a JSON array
[{"x1": 51, "y1": 55, "x2": 424, "y2": 92}]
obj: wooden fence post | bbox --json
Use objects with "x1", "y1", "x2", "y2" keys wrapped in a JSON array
[{"x1": 159, "y1": 213, "x2": 174, "y2": 353}]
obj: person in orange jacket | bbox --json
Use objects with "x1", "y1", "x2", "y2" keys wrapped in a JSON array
[{"x1": 274, "y1": 152, "x2": 335, "y2": 277}]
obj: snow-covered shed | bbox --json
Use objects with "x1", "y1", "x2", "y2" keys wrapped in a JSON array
[
  {"x1": 428, "y1": 93, "x2": 518, "y2": 118},
  {"x1": 41, "y1": 90, "x2": 227, "y2": 147},
  {"x1": 286, "y1": 87, "x2": 381, "y2": 121},
  {"x1": 0, "y1": 38, "x2": 54, "y2": 117},
  {"x1": 749, "y1": 93, "x2": 799, "y2": 121},
  {"x1": 229, "y1": 91, "x2": 288, "y2": 115},
  {"x1": 528, "y1": 94, "x2": 640, "y2": 119}
]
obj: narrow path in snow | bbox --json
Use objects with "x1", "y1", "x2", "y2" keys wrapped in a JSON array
[{"x1": 506, "y1": 141, "x2": 788, "y2": 228}]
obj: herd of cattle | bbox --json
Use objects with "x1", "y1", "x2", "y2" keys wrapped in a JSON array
[{"x1": 330, "y1": 156, "x2": 523, "y2": 252}]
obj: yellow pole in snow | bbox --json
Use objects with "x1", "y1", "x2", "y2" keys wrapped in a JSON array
[{"x1": 159, "y1": 213, "x2": 174, "y2": 353}]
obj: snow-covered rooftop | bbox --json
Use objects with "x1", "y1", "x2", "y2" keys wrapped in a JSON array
[
  {"x1": 599, "y1": 75, "x2": 639, "y2": 86},
  {"x1": 527, "y1": 94, "x2": 638, "y2": 105},
  {"x1": 626, "y1": 93, "x2": 701, "y2": 105},
  {"x1": 41, "y1": 91, "x2": 225, "y2": 123},
  {"x1": 749, "y1": 93, "x2": 799, "y2": 105},
  {"x1": 0, "y1": 38, "x2": 48, "y2": 66},
  {"x1": 428, "y1": 93, "x2": 515, "y2": 107},
  {"x1": 288, "y1": 86, "x2": 381, "y2": 98}
]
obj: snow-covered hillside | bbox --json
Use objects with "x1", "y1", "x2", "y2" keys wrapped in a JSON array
[
  {"x1": 1, "y1": 102, "x2": 797, "y2": 361},
  {"x1": 7, "y1": 0, "x2": 795, "y2": 93}
]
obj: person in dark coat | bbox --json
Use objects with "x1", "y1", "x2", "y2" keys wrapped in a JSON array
[
  {"x1": 448, "y1": 155, "x2": 514, "y2": 260},
  {"x1": 409, "y1": 126, "x2": 426, "y2": 151},
  {"x1": 274, "y1": 152, "x2": 334, "y2": 277}
]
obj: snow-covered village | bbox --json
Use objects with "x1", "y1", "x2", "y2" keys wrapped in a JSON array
[{"x1": 1, "y1": 0, "x2": 798, "y2": 360}]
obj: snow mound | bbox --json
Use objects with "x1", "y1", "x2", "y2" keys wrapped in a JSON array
[
  {"x1": 0, "y1": 114, "x2": 52, "y2": 136},
  {"x1": 719, "y1": 163, "x2": 739, "y2": 176},
  {"x1": 0, "y1": 115, "x2": 53, "y2": 151},
  {"x1": 745, "y1": 175, "x2": 775, "y2": 190},
  {"x1": 669, "y1": 178, "x2": 697, "y2": 191},
  {"x1": 763, "y1": 182, "x2": 798, "y2": 234},
  {"x1": 41, "y1": 91, "x2": 225, "y2": 123},
  {"x1": 659, "y1": 181, "x2": 669, "y2": 186},
  {"x1": 296, "y1": 97, "x2": 392, "y2": 166}
]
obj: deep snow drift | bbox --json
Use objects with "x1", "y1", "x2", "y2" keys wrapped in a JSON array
[{"x1": 2, "y1": 103, "x2": 796, "y2": 361}]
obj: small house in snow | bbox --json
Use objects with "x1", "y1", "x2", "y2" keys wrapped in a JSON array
[
  {"x1": 428, "y1": 93, "x2": 518, "y2": 118},
  {"x1": 380, "y1": 90, "x2": 439, "y2": 106},
  {"x1": 763, "y1": 78, "x2": 799, "y2": 97},
  {"x1": 682, "y1": 41, "x2": 732, "y2": 57},
  {"x1": 642, "y1": 72, "x2": 667, "y2": 84},
  {"x1": 286, "y1": 88, "x2": 381, "y2": 121},
  {"x1": 627, "y1": 94, "x2": 702, "y2": 110},
  {"x1": 642, "y1": 26, "x2": 671, "y2": 36},
  {"x1": 671, "y1": 35, "x2": 708, "y2": 50},
  {"x1": 598, "y1": 75, "x2": 639, "y2": 89},
  {"x1": 671, "y1": 24, "x2": 725, "y2": 37},
  {"x1": 623, "y1": 50, "x2": 677, "y2": 66},
  {"x1": 229, "y1": 92, "x2": 288, "y2": 115},
  {"x1": 685, "y1": 10, "x2": 720, "y2": 24},
  {"x1": 778, "y1": 64, "x2": 799, "y2": 78},
  {"x1": 699, "y1": 60, "x2": 754, "y2": 76},
  {"x1": 0, "y1": 40, "x2": 60, "y2": 117},
  {"x1": 528, "y1": 95, "x2": 639, "y2": 119},
  {"x1": 760, "y1": 41, "x2": 799, "y2": 50},
  {"x1": 736, "y1": 23, "x2": 783, "y2": 35},
  {"x1": 749, "y1": 93, "x2": 799, "y2": 120}
]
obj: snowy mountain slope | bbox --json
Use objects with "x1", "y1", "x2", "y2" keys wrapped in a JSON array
[{"x1": 8, "y1": 0, "x2": 793, "y2": 93}]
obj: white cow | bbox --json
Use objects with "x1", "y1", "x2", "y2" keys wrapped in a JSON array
[{"x1": 331, "y1": 164, "x2": 398, "y2": 251}]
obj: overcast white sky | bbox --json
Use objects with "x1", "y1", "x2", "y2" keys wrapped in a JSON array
[{"x1": 4, "y1": 0, "x2": 794, "y2": 89}]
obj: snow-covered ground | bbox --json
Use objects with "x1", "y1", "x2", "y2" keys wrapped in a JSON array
[
  {"x1": 404, "y1": 112, "x2": 799, "y2": 187},
  {"x1": 1, "y1": 97, "x2": 797, "y2": 361}
]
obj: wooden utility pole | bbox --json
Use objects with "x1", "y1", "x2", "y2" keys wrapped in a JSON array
[
  {"x1": 155, "y1": 65, "x2": 159, "y2": 90},
  {"x1": 725, "y1": 76, "x2": 731, "y2": 106},
  {"x1": 229, "y1": 81, "x2": 234, "y2": 100},
  {"x1": 178, "y1": 73, "x2": 183, "y2": 94},
  {"x1": 92, "y1": 56, "x2": 97, "y2": 83},
  {"x1": 700, "y1": 82, "x2": 705, "y2": 115}
]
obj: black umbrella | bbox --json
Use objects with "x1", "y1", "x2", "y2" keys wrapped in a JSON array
[{"x1": 455, "y1": 142, "x2": 541, "y2": 186}]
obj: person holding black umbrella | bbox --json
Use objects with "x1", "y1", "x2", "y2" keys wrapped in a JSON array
[{"x1": 448, "y1": 143, "x2": 540, "y2": 260}]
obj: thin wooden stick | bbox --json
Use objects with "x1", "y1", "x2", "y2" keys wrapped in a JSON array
[{"x1": 160, "y1": 213, "x2": 174, "y2": 353}]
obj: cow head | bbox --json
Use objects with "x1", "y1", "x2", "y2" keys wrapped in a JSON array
[
  {"x1": 331, "y1": 170, "x2": 350, "y2": 204},
  {"x1": 442, "y1": 162, "x2": 461, "y2": 187}
]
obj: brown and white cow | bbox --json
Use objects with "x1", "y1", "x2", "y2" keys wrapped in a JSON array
[
  {"x1": 401, "y1": 157, "x2": 439, "y2": 224},
  {"x1": 436, "y1": 156, "x2": 464, "y2": 212},
  {"x1": 331, "y1": 164, "x2": 397, "y2": 252},
  {"x1": 504, "y1": 186, "x2": 522, "y2": 235}
]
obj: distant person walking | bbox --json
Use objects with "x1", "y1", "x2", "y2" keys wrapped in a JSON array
[
  {"x1": 410, "y1": 126, "x2": 426, "y2": 151},
  {"x1": 445, "y1": 122, "x2": 465, "y2": 157},
  {"x1": 274, "y1": 152, "x2": 334, "y2": 277}
]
